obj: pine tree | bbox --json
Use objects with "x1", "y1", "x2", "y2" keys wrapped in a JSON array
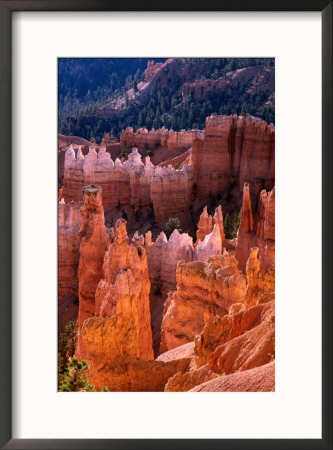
[{"x1": 59, "y1": 357, "x2": 96, "y2": 392}]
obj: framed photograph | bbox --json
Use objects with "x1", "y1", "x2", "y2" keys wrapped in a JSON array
[{"x1": 0, "y1": 1, "x2": 331, "y2": 449}]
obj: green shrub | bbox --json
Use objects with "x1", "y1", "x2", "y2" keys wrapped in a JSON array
[
  {"x1": 59, "y1": 357, "x2": 96, "y2": 392},
  {"x1": 224, "y1": 208, "x2": 241, "y2": 239},
  {"x1": 165, "y1": 217, "x2": 182, "y2": 237}
]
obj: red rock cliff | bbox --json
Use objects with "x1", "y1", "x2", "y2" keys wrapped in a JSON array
[{"x1": 192, "y1": 114, "x2": 275, "y2": 200}]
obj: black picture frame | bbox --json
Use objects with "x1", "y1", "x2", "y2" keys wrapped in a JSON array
[{"x1": 0, "y1": 1, "x2": 332, "y2": 449}]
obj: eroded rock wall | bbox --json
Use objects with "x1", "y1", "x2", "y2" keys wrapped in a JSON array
[
  {"x1": 58, "y1": 200, "x2": 82, "y2": 331},
  {"x1": 150, "y1": 164, "x2": 193, "y2": 226},
  {"x1": 192, "y1": 114, "x2": 275, "y2": 200}
]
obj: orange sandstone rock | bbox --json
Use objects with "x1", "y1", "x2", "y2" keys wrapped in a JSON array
[
  {"x1": 165, "y1": 364, "x2": 218, "y2": 392},
  {"x1": 160, "y1": 253, "x2": 247, "y2": 352},
  {"x1": 80, "y1": 219, "x2": 160, "y2": 389},
  {"x1": 244, "y1": 247, "x2": 275, "y2": 308},
  {"x1": 207, "y1": 313, "x2": 275, "y2": 375},
  {"x1": 76, "y1": 185, "x2": 107, "y2": 359},
  {"x1": 194, "y1": 300, "x2": 274, "y2": 366},
  {"x1": 189, "y1": 361, "x2": 275, "y2": 392},
  {"x1": 196, "y1": 206, "x2": 213, "y2": 243}
]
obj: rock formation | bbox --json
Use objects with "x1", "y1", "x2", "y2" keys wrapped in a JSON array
[
  {"x1": 196, "y1": 205, "x2": 225, "y2": 246},
  {"x1": 145, "y1": 229, "x2": 194, "y2": 354},
  {"x1": 193, "y1": 223, "x2": 222, "y2": 262},
  {"x1": 58, "y1": 199, "x2": 82, "y2": 331},
  {"x1": 78, "y1": 218, "x2": 200, "y2": 391},
  {"x1": 150, "y1": 164, "x2": 193, "y2": 226},
  {"x1": 63, "y1": 115, "x2": 274, "y2": 231},
  {"x1": 244, "y1": 248, "x2": 275, "y2": 308},
  {"x1": 194, "y1": 300, "x2": 274, "y2": 367},
  {"x1": 63, "y1": 145, "x2": 84, "y2": 203},
  {"x1": 76, "y1": 185, "x2": 108, "y2": 358},
  {"x1": 120, "y1": 126, "x2": 203, "y2": 150},
  {"x1": 59, "y1": 113, "x2": 275, "y2": 392},
  {"x1": 196, "y1": 206, "x2": 213, "y2": 243},
  {"x1": 207, "y1": 312, "x2": 275, "y2": 375},
  {"x1": 252, "y1": 186, "x2": 275, "y2": 273},
  {"x1": 160, "y1": 252, "x2": 247, "y2": 353},
  {"x1": 79, "y1": 218, "x2": 152, "y2": 388},
  {"x1": 192, "y1": 114, "x2": 275, "y2": 200},
  {"x1": 189, "y1": 361, "x2": 275, "y2": 392},
  {"x1": 235, "y1": 183, "x2": 254, "y2": 271},
  {"x1": 165, "y1": 364, "x2": 218, "y2": 392}
]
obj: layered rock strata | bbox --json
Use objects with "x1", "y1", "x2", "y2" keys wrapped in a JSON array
[
  {"x1": 194, "y1": 300, "x2": 275, "y2": 367},
  {"x1": 192, "y1": 114, "x2": 275, "y2": 200},
  {"x1": 190, "y1": 361, "x2": 275, "y2": 392},
  {"x1": 150, "y1": 164, "x2": 193, "y2": 226},
  {"x1": 63, "y1": 115, "x2": 274, "y2": 229},
  {"x1": 120, "y1": 126, "x2": 203, "y2": 150},
  {"x1": 160, "y1": 253, "x2": 247, "y2": 352},
  {"x1": 58, "y1": 199, "x2": 82, "y2": 331},
  {"x1": 235, "y1": 183, "x2": 254, "y2": 271}
]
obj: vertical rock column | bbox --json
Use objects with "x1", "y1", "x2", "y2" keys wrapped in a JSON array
[
  {"x1": 235, "y1": 183, "x2": 254, "y2": 271},
  {"x1": 76, "y1": 185, "x2": 107, "y2": 359}
]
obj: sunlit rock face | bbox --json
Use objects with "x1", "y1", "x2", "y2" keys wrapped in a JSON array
[
  {"x1": 76, "y1": 185, "x2": 108, "y2": 359},
  {"x1": 244, "y1": 248, "x2": 275, "y2": 308},
  {"x1": 196, "y1": 205, "x2": 225, "y2": 247},
  {"x1": 189, "y1": 362, "x2": 275, "y2": 392},
  {"x1": 193, "y1": 223, "x2": 222, "y2": 262},
  {"x1": 194, "y1": 300, "x2": 274, "y2": 367},
  {"x1": 207, "y1": 312, "x2": 275, "y2": 375},
  {"x1": 145, "y1": 229, "x2": 194, "y2": 355},
  {"x1": 192, "y1": 114, "x2": 275, "y2": 200},
  {"x1": 159, "y1": 252, "x2": 247, "y2": 353},
  {"x1": 58, "y1": 200, "x2": 82, "y2": 331}
]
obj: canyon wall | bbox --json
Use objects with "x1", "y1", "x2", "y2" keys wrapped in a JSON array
[
  {"x1": 58, "y1": 199, "x2": 82, "y2": 331},
  {"x1": 63, "y1": 115, "x2": 274, "y2": 229},
  {"x1": 150, "y1": 164, "x2": 194, "y2": 225},
  {"x1": 192, "y1": 114, "x2": 275, "y2": 201}
]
